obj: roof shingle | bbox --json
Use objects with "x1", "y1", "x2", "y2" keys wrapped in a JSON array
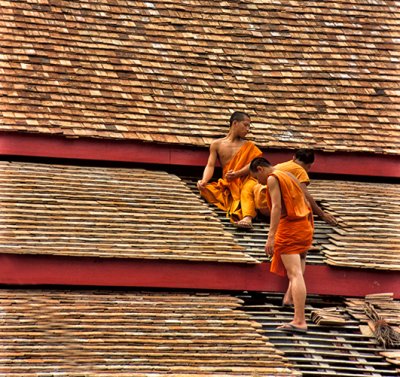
[
  {"x1": 0, "y1": 161, "x2": 256, "y2": 263},
  {"x1": 0, "y1": 288, "x2": 299, "y2": 376},
  {"x1": 1, "y1": 0, "x2": 399, "y2": 154},
  {"x1": 309, "y1": 180, "x2": 400, "y2": 270}
]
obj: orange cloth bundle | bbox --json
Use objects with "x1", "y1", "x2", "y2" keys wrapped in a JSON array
[
  {"x1": 253, "y1": 183, "x2": 269, "y2": 216},
  {"x1": 200, "y1": 141, "x2": 262, "y2": 222}
]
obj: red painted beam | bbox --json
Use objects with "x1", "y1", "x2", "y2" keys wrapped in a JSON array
[
  {"x1": 0, "y1": 131, "x2": 204, "y2": 166},
  {"x1": 1, "y1": 131, "x2": 399, "y2": 178},
  {"x1": 0, "y1": 254, "x2": 398, "y2": 298}
]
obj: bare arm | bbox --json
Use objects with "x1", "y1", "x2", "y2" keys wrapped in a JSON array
[
  {"x1": 300, "y1": 183, "x2": 338, "y2": 226},
  {"x1": 265, "y1": 176, "x2": 282, "y2": 256},
  {"x1": 197, "y1": 142, "x2": 218, "y2": 190}
]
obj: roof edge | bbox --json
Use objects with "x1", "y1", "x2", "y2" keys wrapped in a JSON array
[{"x1": 0, "y1": 132, "x2": 399, "y2": 178}]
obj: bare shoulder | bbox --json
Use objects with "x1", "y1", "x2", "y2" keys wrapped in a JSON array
[
  {"x1": 209, "y1": 137, "x2": 225, "y2": 148},
  {"x1": 267, "y1": 174, "x2": 278, "y2": 184},
  {"x1": 210, "y1": 136, "x2": 230, "y2": 152}
]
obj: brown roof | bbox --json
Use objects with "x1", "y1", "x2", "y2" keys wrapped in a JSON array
[
  {"x1": 0, "y1": 288, "x2": 299, "y2": 376},
  {"x1": 184, "y1": 176, "x2": 400, "y2": 271},
  {"x1": 0, "y1": 161, "x2": 256, "y2": 263},
  {"x1": 1, "y1": 1, "x2": 400, "y2": 154},
  {"x1": 2, "y1": 161, "x2": 399, "y2": 270},
  {"x1": 1, "y1": 287, "x2": 398, "y2": 376},
  {"x1": 346, "y1": 293, "x2": 400, "y2": 368},
  {"x1": 240, "y1": 291, "x2": 400, "y2": 376},
  {"x1": 309, "y1": 180, "x2": 400, "y2": 270}
]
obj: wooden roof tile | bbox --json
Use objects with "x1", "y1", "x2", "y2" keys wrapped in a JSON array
[
  {"x1": 346, "y1": 293, "x2": 400, "y2": 367},
  {"x1": 239, "y1": 291, "x2": 400, "y2": 376},
  {"x1": 184, "y1": 176, "x2": 399, "y2": 271},
  {"x1": 0, "y1": 161, "x2": 257, "y2": 263},
  {"x1": 1, "y1": 0, "x2": 399, "y2": 154},
  {"x1": 1, "y1": 162, "x2": 399, "y2": 269},
  {"x1": 0, "y1": 288, "x2": 299, "y2": 376},
  {"x1": 308, "y1": 180, "x2": 400, "y2": 270}
]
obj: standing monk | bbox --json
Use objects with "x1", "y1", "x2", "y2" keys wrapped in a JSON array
[
  {"x1": 197, "y1": 111, "x2": 262, "y2": 228},
  {"x1": 250, "y1": 157, "x2": 314, "y2": 333}
]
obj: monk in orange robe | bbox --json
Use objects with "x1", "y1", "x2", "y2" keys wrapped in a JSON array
[
  {"x1": 250, "y1": 156, "x2": 314, "y2": 333},
  {"x1": 197, "y1": 111, "x2": 262, "y2": 228},
  {"x1": 253, "y1": 149, "x2": 337, "y2": 226}
]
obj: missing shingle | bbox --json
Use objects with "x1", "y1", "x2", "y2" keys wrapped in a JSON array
[{"x1": 374, "y1": 88, "x2": 386, "y2": 96}]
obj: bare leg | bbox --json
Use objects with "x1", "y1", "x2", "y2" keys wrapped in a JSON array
[
  {"x1": 283, "y1": 282, "x2": 293, "y2": 306},
  {"x1": 279, "y1": 253, "x2": 307, "y2": 330},
  {"x1": 283, "y1": 253, "x2": 306, "y2": 306}
]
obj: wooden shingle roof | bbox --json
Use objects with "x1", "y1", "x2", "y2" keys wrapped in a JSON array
[
  {"x1": 239, "y1": 292, "x2": 400, "y2": 376},
  {"x1": 1, "y1": 0, "x2": 399, "y2": 154},
  {"x1": 0, "y1": 161, "x2": 256, "y2": 263},
  {"x1": 1, "y1": 288, "x2": 397, "y2": 376},
  {"x1": 309, "y1": 180, "x2": 400, "y2": 270},
  {"x1": 2, "y1": 161, "x2": 399, "y2": 270},
  {"x1": 0, "y1": 288, "x2": 299, "y2": 376},
  {"x1": 346, "y1": 293, "x2": 400, "y2": 369},
  {"x1": 185, "y1": 176, "x2": 400, "y2": 272}
]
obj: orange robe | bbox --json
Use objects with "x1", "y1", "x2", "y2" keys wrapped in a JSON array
[
  {"x1": 275, "y1": 160, "x2": 310, "y2": 184},
  {"x1": 254, "y1": 160, "x2": 309, "y2": 214},
  {"x1": 265, "y1": 170, "x2": 314, "y2": 277},
  {"x1": 200, "y1": 141, "x2": 262, "y2": 222}
]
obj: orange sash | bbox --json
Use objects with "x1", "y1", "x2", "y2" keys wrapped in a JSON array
[
  {"x1": 266, "y1": 170, "x2": 314, "y2": 276},
  {"x1": 201, "y1": 141, "x2": 262, "y2": 221}
]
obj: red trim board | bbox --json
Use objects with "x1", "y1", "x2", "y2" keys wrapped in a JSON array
[
  {"x1": 1, "y1": 132, "x2": 399, "y2": 178},
  {"x1": 0, "y1": 254, "x2": 398, "y2": 298}
]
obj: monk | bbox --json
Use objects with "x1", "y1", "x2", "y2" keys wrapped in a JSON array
[
  {"x1": 250, "y1": 157, "x2": 314, "y2": 333},
  {"x1": 197, "y1": 111, "x2": 262, "y2": 228},
  {"x1": 253, "y1": 149, "x2": 338, "y2": 226}
]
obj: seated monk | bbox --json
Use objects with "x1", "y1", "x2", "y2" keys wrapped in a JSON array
[
  {"x1": 250, "y1": 157, "x2": 314, "y2": 333},
  {"x1": 253, "y1": 149, "x2": 338, "y2": 226},
  {"x1": 197, "y1": 111, "x2": 262, "y2": 229}
]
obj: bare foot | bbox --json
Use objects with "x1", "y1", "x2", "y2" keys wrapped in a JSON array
[
  {"x1": 277, "y1": 323, "x2": 307, "y2": 333},
  {"x1": 234, "y1": 217, "x2": 253, "y2": 229}
]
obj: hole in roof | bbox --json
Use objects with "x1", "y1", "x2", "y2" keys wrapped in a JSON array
[{"x1": 374, "y1": 88, "x2": 386, "y2": 95}]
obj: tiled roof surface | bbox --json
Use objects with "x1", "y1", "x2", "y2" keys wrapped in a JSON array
[
  {"x1": 309, "y1": 180, "x2": 400, "y2": 270},
  {"x1": 1, "y1": 1, "x2": 400, "y2": 154},
  {"x1": 185, "y1": 176, "x2": 400, "y2": 271},
  {"x1": 239, "y1": 292, "x2": 399, "y2": 376},
  {"x1": 1, "y1": 288, "x2": 398, "y2": 376},
  {"x1": 3, "y1": 161, "x2": 398, "y2": 269},
  {"x1": 184, "y1": 175, "x2": 332, "y2": 265},
  {"x1": 346, "y1": 293, "x2": 400, "y2": 369},
  {"x1": 0, "y1": 161, "x2": 257, "y2": 263},
  {"x1": 0, "y1": 288, "x2": 299, "y2": 376}
]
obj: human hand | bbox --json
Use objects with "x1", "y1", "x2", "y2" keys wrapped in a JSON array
[
  {"x1": 225, "y1": 170, "x2": 237, "y2": 181},
  {"x1": 197, "y1": 180, "x2": 207, "y2": 190},
  {"x1": 265, "y1": 235, "x2": 274, "y2": 256},
  {"x1": 322, "y1": 212, "x2": 338, "y2": 226}
]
